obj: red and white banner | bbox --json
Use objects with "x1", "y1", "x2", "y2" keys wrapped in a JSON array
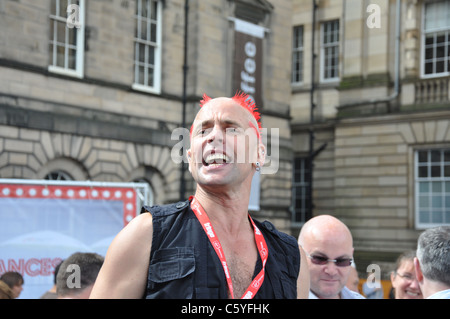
[{"x1": 0, "y1": 179, "x2": 148, "y2": 299}]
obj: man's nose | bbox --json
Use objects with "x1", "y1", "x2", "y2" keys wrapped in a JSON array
[
  {"x1": 206, "y1": 126, "x2": 224, "y2": 143},
  {"x1": 323, "y1": 262, "x2": 339, "y2": 276}
]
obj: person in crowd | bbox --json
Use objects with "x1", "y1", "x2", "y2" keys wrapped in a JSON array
[
  {"x1": 90, "y1": 92, "x2": 309, "y2": 299},
  {"x1": 389, "y1": 250, "x2": 422, "y2": 299},
  {"x1": 345, "y1": 261, "x2": 360, "y2": 293},
  {"x1": 40, "y1": 260, "x2": 63, "y2": 299},
  {"x1": 414, "y1": 226, "x2": 450, "y2": 299},
  {"x1": 56, "y1": 252, "x2": 104, "y2": 299},
  {"x1": 362, "y1": 268, "x2": 384, "y2": 299},
  {"x1": 0, "y1": 271, "x2": 24, "y2": 298},
  {"x1": 0, "y1": 280, "x2": 13, "y2": 299},
  {"x1": 298, "y1": 214, "x2": 365, "y2": 299}
]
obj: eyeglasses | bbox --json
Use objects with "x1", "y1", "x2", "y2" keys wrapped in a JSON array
[
  {"x1": 396, "y1": 272, "x2": 415, "y2": 282},
  {"x1": 305, "y1": 251, "x2": 353, "y2": 267}
]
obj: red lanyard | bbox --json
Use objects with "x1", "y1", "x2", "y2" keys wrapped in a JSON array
[{"x1": 190, "y1": 197, "x2": 269, "y2": 299}]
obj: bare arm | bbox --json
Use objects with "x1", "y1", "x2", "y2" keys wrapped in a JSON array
[
  {"x1": 90, "y1": 213, "x2": 153, "y2": 299},
  {"x1": 297, "y1": 244, "x2": 310, "y2": 299}
]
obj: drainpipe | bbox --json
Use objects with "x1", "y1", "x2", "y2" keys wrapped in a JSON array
[
  {"x1": 337, "y1": 0, "x2": 401, "y2": 111},
  {"x1": 308, "y1": 0, "x2": 318, "y2": 219},
  {"x1": 180, "y1": 0, "x2": 189, "y2": 201}
]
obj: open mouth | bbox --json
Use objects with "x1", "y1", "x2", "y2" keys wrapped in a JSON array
[{"x1": 202, "y1": 152, "x2": 231, "y2": 167}]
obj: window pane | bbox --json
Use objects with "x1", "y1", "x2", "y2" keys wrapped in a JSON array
[
  {"x1": 431, "y1": 150, "x2": 441, "y2": 162},
  {"x1": 419, "y1": 195, "x2": 429, "y2": 207},
  {"x1": 445, "y1": 150, "x2": 450, "y2": 162},
  {"x1": 151, "y1": 0, "x2": 158, "y2": 20},
  {"x1": 445, "y1": 211, "x2": 450, "y2": 223},
  {"x1": 138, "y1": 66, "x2": 145, "y2": 84},
  {"x1": 56, "y1": 45, "x2": 65, "y2": 67},
  {"x1": 425, "y1": 1, "x2": 450, "y2": 31},
  {"x1": 68, "y1": 48, "x2": 76, "y2": 69},
  {"x1": 432, "y1": 195, "x2": 443, "y2": 208},
  {"x1": 436, "y1": 61, "x2": 445, "y2": 73},
  {"x1": 431, "y1": 165, "x2": 441, "y2": 177},
  {"x1": 68, "y1": 28, "x2": 77, "y2": 46},
  {"x1": 141, "y1": 0, "x2": 148, "y2": 18},
  {"x1": 425, "y1": 36, "x2": 434, "y2": 46},
  {"x1": 432, "y1": 181, "x2": 442, "y2": 192},
  {"x1": 57, "y1": 21, "x2": 66, "y2": 44},
  {"x1": 148, "y1": 46, "x2": 155, "y2": 65},
  {"x1": 418, "y1": 151, "x2": 428, "y2": 162},
  {"x1": 147, "y1": 66, "x2": 154, "y2": 86},
  {"x1": 445, "y1": 195, "x2": 450, "y2": 207},
  {"x1": 44, "y1": 170, "x2": 73, "y2": 181},
  {"x1": 50, "y1": 20, "x2": 55, "y2": 41},
  {"x1": 432, "y1": 211, "x2": 443, "y2": 223},
  {"x1": 138, "y1": 43, "x2": 146, "y2": 63},
  {"x1": 419, "y1": 166, "x2": 428, "y2": 178},
  {"x1": 419, "y1": 181, "x2": 430, "y2": 193},
  {"x1": 59, "y1": 0, "x2": 69, "y2": 17},
  {"x1": 445, "y1": 165, "x2": 450, "y2": 177},
  {"x1": 436, "y1": 44, "x2": 445, "y2": 58},
  {"x1": 419, "y1": 211, "x2": 430, "y2": 223},
  {"x1": 150, "y1": 22, "x2": 157, "y2": 42},
  {"x1": 425, "y1": 62, "x2": 434, "y2": 74},
  {"x1": 141, "y1": 20, "x2": 147, "y2": 40},
  {"x1": 292, "y1": 157, "x2": 311, "y2": 224},
  {"x1": 425, "y1": 47, "x2": 434, "y2": 59}
]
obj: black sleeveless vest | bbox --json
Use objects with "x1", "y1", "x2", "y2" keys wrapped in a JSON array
[{"x1": 142, "y1": 200, "x2": 300, "y2": 299}]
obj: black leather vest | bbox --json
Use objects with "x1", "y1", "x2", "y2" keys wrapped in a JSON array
[{"x1": 142, "y1": 200, "x2": 300, "y2": 299}]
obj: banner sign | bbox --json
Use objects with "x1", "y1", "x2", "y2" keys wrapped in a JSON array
[
  {"x1": 232, "y1": 18, "x2": 265, "y2": 211},
  {"x1": 233, "y1": 18, "x2": 265, "y2": 108},
  {"x1": 0, "y1": 179, "x2": 147, "y2": 299}
]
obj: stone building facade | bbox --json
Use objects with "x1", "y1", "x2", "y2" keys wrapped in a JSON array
[
  {"x1": 0, "y1": 0, "x2": 293, "y2": 232},
  {"x1": 291, "y1": 0, "x2": 450, "y2": 275},
  {"x1": 2, "y1": 0, "x2": 450, "y2": 279}
]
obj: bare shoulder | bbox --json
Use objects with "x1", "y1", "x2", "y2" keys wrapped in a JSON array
[
  {"x1": 118, "y1": 212, "x2": 154, "y2": 243},
  {"x1": 90, "y1": 213, "x2": 153, "y2": 299}
]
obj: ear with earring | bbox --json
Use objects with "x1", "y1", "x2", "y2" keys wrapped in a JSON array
[{"x1": 255, "y1": 147, "x2": 265, "y2": 171}]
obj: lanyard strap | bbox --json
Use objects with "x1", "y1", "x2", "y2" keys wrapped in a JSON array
[{"x1": 190, "y1": 197, "x2": 268, "y2": 299}]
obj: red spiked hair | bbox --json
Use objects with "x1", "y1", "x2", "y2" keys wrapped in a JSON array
[
  {"x1": 189, "y1": 92, "x2": 262, "y2": 137},
  {"x1": 199, "y1": 92, "x2": 262, "y2": 129}
]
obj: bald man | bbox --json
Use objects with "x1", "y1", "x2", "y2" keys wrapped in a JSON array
[{"x1": 298, "y1": 215, "x2": 365, "y2": 299}]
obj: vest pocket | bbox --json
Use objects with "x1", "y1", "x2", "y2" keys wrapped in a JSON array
[{"x1": 149, "y1": 247, "x2": 195, "y2": 283}]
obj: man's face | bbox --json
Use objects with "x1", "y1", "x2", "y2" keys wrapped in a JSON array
[
  {"x1": 188, "y1": 98, "x2": 261, "y2": 188},
  {"x1": 304, "y1": 235, "x2": 354, "y2": 299}
]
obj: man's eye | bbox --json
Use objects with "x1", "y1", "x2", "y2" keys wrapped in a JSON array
[{"x1": 226, "y1": 127, "x2": 241, "y2": 134}]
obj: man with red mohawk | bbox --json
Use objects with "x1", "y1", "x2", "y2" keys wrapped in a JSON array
[{"x1": 91, "y1": 93, "x2": 309, "y2": 299}]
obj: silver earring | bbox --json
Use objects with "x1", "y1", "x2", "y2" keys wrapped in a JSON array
[{"x1": 255, "y1": 162, "x2": 260, "y2": 171}]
